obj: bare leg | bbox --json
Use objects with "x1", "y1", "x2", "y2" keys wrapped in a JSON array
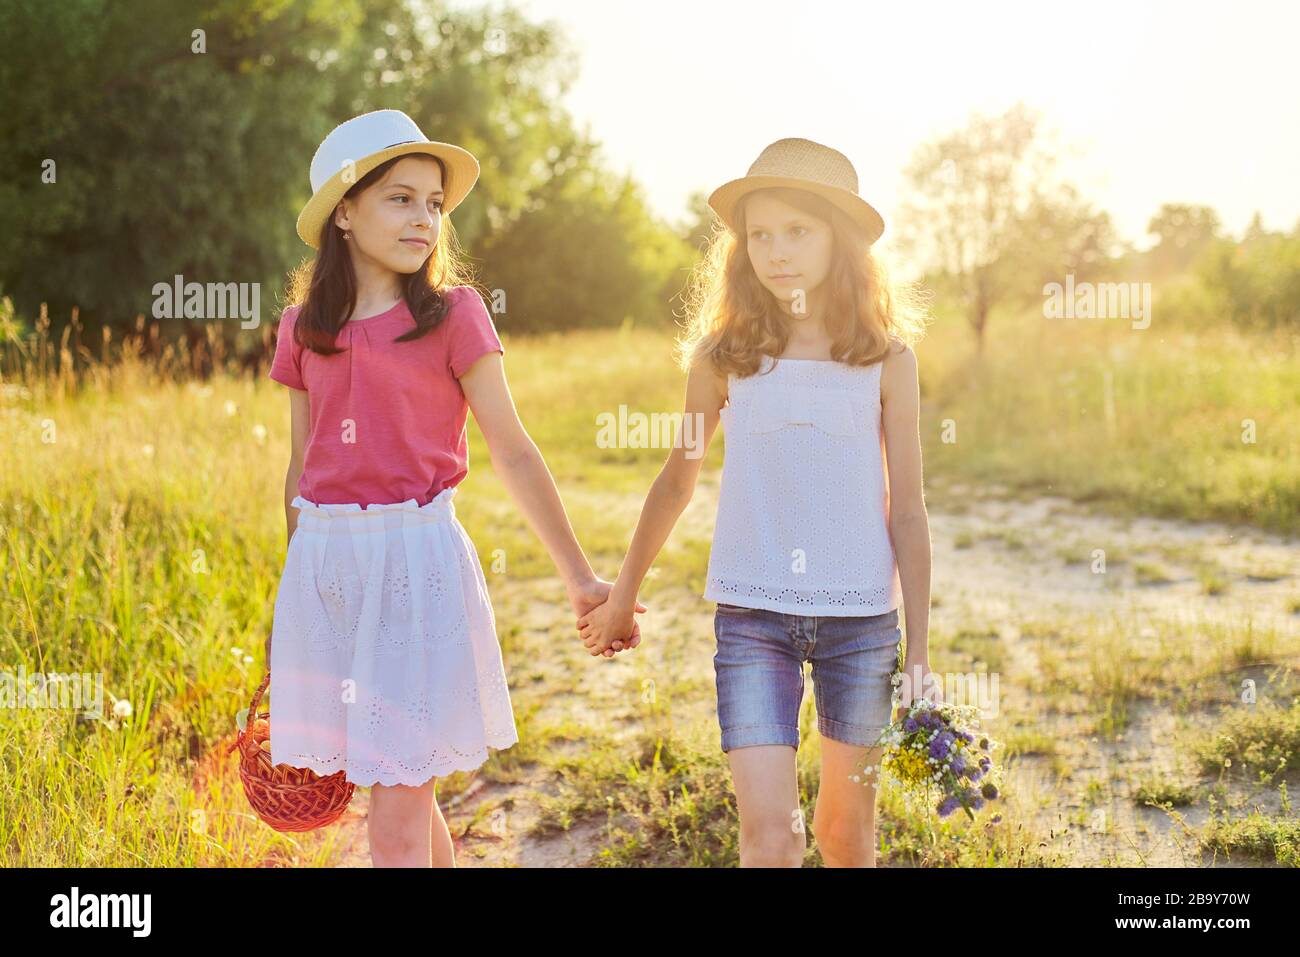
[
  {"x1": 368, "y1": 777, "x2": 441, "y2": 867},
  {"x1": 430, "y1": 790, "x2": 455, "y2": 868},
  {"x1": 724, "y1": 744, "x2": 805, "y2": 867},
  {"x1": 812, "y1": 738, "x2": 883, "y2": 867}
]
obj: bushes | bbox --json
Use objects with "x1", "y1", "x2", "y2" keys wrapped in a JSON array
[{"x1": 1195, "y1": 232, "x2": 1300, "y2": 332}]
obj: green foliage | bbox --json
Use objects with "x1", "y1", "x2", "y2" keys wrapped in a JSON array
[
  {"x1": 894, "y1": 102, "x2": 1123, "y2": 347},
  {"x1": 1195, "y1": 231, "x2": 1300, "y2": 331},
  {"x1": 0, "y1": 0, "x2": 366, "y2": 324},
  {"x1": 0, "y1": 0, "x2": 695, "y2": 340},
  {"x1": 1146, "y1": 203, "x2": 1221, "y2": 274},
  {"x1": 479, "y1": 160, "x2": 696, "y2": 332}
]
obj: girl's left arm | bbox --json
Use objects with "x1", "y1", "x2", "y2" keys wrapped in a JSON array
[
  {"x1": 881, "y1": 341, "x2": 933, "y2": 669},
  {"x1": 458, "y1": 351, "x2": 645, "y2": 635}
]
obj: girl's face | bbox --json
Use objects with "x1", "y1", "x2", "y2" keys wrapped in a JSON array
[
  {"x1": 334, "y1": 155, "x2": 444, "y2": 273},
  {"x1": 743, "y1": 192, "x2": 833, "y2": 310}
]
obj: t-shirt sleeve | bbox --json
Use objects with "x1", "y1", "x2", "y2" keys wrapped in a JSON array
[
  {"x1": 446, "y1": 287, "x2": 504, "y2": 378},
  {"x1": 269, "y1": 305, "x2": 307, "y2": 391}
]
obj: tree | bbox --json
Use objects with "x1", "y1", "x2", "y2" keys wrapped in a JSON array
[
  {"x1": 1005, "y1": 183, "x2": 1120, "y2": 299},
  {"x1": 322, "y1": 0, "x2": 592, "y2": 253},
  {"x1": 1243, "y1": 210, "x2": 1269, "y2": 243},
  {"x1": 893, "y1": 102, "x2": 1090, "y2": 352},
  {"x1": 0, "y1": 0, "x2": 367, "y2": 330},
  {"x1": 1146, "y1": 203, "x2": 1220, "y2": 274},
  {"x1": 0, "y1": 0, "x2": 692, "y2": 350},
  {"x1": 1196, "y1": 230, "x2": 1300, "y2": 331},
  {"x1": 476, "y1": 146, "x2": 694, "y2": 332},
  {"x1": 678, "y1": 191, "x2": 717, "y2": 257}
]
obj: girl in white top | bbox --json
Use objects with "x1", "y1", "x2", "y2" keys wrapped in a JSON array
[{"x1": 577, "y1": 138, "x2": 936, "y2": 867}]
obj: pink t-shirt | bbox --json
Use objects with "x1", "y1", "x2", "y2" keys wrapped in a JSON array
[{"x1": 268, "y1": 285, "x2": 504, "y2": 508}]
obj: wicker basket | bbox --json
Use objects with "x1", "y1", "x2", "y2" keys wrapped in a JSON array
[{"x1": 226, "y1": 671, "x2": 356, "y2": 832}]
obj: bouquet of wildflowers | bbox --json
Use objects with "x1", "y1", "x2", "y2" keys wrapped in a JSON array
[{"x1": 857, "y1": 672, "x2": 1004, "y2": 822}]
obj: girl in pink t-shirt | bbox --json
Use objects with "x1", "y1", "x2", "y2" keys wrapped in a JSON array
[{"x1": 266, "y1": 109, "x2": 643, "y2": 867}]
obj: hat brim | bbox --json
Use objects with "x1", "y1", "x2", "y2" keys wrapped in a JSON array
[
  {"x1": 296, "y1": 141, "x2": 481, "y2": 249},
  {"x1": 707, "y1": 175, "x2": 884, "y2": 245}
]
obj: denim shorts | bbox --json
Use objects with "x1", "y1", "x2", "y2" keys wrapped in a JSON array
[{"x1": 712, "y1": 603, "x2": 902, "y2": 751}]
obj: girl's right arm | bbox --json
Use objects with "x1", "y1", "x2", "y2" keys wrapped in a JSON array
[
  {"x1": 269, "y1": 387, "x2": 309, "y2": 664},
  {"x1": 283, "y1": 388, "x2": 310, "y2": 547},
  {"x1": 577, "y1": 359, "x2": 727, "y2": 654}
]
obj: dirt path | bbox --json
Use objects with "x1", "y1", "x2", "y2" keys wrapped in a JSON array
[
  {"x1": 927, "y1": 484, "x2": 1297, "y2": 866},
  {"x1": 324, "y1": 483, "x2": 1298, "y2": 867}
]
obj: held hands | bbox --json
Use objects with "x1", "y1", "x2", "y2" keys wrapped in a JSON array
[
  {"x1": 567, "y1": 577, "x2": 645, "y2": 658},
  {"x1": 576, "y1": 590, "x2": 643, "y2": 658}
]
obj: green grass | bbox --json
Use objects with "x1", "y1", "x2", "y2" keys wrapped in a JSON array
[
  {"x1": 1193, "y1": 697, "x2": 1300, "y2": 783},
  {"x1": 1133, "y1": 773, "x2": 1199, "y2": 808},
  {"x1": 0, "y1": 304, "x2": 1296, "y2": 865},
  {"x1": 1201, "y1": 809, "x2": 1300, "y2": 865},
  {"x1": 921, "y1": 305, "x2": 1300, "y2": 535}
]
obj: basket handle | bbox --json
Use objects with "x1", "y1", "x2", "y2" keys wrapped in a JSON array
[
  {"x1": 248, "y1": 670, "x2": 271, "y2": 714},
  {"x1": 225, "y1": 670, "x2": 271, "y2": 756}
]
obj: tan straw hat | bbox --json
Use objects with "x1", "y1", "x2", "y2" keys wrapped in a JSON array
[
  {"x1": 708, "y1": 137, "x2": 884, "y2": 244},
  {"x1": 296, "y1": 109, "x2": 480, "y2": 249}
]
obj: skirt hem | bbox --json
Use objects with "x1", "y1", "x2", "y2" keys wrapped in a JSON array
[{"x1": 277, "y1": 733, "x2": 520, "y2": 788}]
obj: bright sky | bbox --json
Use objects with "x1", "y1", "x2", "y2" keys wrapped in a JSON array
[{"x1": 462, "y1": 0, "x2": 1300, "y2": 251}]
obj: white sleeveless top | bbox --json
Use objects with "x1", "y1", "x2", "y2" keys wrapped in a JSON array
[{"x1": 703, "y1": 353, "x2": 903, "y2": 616}]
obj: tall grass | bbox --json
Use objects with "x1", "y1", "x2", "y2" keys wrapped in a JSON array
[
  {"x1": 0, "y1": 291, "x2": 1295, "y2": 865},
  {"x1": 921, "y1": 297, "x2": 1299, "y2": 535}
]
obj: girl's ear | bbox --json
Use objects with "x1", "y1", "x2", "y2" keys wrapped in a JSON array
[{"x1": 332, "y1": 200, "x2": 350, "y2": 232}]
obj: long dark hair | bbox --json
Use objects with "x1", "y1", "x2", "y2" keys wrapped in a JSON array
[{"x1": 283, "y1": 154, "x2": 483, "y2": 356}]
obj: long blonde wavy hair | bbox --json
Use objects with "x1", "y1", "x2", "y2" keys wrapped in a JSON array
[{"x1": 675, "y1": 187, "x2": 931, "y2": 378}]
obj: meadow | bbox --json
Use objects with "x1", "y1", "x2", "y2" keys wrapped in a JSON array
[{"x1": 0, "y1": 299, "x2": 1297, "y2": 866}]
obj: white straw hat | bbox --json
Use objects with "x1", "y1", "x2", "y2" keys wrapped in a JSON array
[{"x1": 296, "y1": 109, "x2": 480, "y2": 249}]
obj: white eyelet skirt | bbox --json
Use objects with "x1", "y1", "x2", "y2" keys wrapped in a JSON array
[{"x1": 268, "y1": 488, "x2": 518, "y2": 787}]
